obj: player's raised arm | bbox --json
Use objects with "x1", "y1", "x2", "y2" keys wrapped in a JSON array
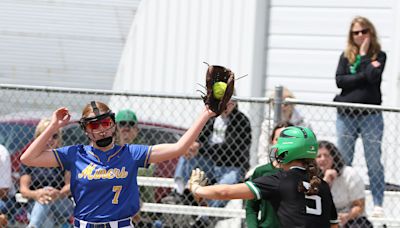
[
  {"x1": 149, "y1": 64, "x2": 235, "y2": 164},
  {"x1": 20, "y1": 107, "x2": 71, "y2": 167},
  {"x1": 149, "y1": 107, "x2": 214, "y2": 163}
]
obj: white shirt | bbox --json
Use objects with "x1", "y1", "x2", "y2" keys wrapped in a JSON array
[
  {"x1": 331, "y1": 166, "x2": 366, "y2": 215},
  {"x1": 210, "y1": 116, "x2": 228, "y2": 145},
  {"x1": 0, "y1": 144, "x2": 12, "y2": 189}
]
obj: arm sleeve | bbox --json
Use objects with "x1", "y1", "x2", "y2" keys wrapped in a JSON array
[
  {"x1": 53, "y1": 145, "x2": 79, "y2": 171},
  {"x1": 330, "y1": 194, "x2": 339, "y2": 224},
  {"x1": 246, "y1": 174, "x2": 281, "y2": 200},
  {"x1": 322, "y1": 181, "x2": 339, "y2": 225},
  {"x1": 359, "y1": 51, "x2": 386, "y2": 85},
  {"x1": 335, "y1": 53, "x2": 366, "y2": 90},
  {"x1": 128, "y1": 144, "x2": 152, "y2": 168}
]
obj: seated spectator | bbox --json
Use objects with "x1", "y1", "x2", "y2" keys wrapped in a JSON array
[
  {"x1": 115, "y1": 109, "x2": 155, "y2": 226},
  {"x1": 116, "y1": 109, "x2": 154, "y2": 201},
  {"x1": 20, "y1": 118, "x2": 73, "y2": 228},
  {"x1": 316, "y1": 140, "x2": 372, "y2": 228},
  {"x1": 246, "y1": 121, "x2": 293, "y2": 228},
  {"x1": 169, "y1": 141, "x2": 202, "y2": 196},
  {"x1": 0, "y1": 144, "x2": 11, "y2": 227},
  {"x1": 170, "y1": 98, "x2": 252, "y2": 207},
  {"x1": 116, "y1": 109, "x2": 142, "y2": 145},
  {"x1": 257, "y1": 87, "x2": 310, "y2": 165}
]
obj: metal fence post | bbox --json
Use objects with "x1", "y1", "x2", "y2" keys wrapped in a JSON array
[{"x1": 273, "y1": 85, "x2": 283, "y2": 124}]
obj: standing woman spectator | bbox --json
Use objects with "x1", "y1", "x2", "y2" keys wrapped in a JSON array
[
  {"x1": 316, "y1": 140, "x2": 372, "y2": 228},
  {"x1": 333, "y1": 16, "x2": 386, "y2": 217},
  {"x1": 20, "y1": 118, "x2": 73, "y2": 228},
  {"x1": 20, "y1": 101, "x2": 215, "y2": 227}
]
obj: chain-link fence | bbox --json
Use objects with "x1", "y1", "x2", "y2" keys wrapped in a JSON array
[{"x1": 0, "y1": 84, "x2": 399, "y2": 227}]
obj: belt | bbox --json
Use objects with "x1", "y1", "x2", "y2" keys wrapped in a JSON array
[{"x1": 74, "y1": 217, "x2": 133, "y2": 228}]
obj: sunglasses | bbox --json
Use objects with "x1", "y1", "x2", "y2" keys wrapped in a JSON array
[
  {"x1": 118, "y1": 121, "x2": 136, "y2": 128},
  {"x1": 85, "y1": 117, "x2": 114, "y2": 131},
  {"x1": 351, "y1": 28, "x2": 369, "y2": 36}
]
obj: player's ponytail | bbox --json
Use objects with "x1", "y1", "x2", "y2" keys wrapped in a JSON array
[{"x1": 298, "y1": 158, "x2": 321, "y2": 195}]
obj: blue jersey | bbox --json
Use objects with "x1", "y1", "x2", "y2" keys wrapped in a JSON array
[{"x1": 53, "y1": 144, "x2": 151, "y2": 222}]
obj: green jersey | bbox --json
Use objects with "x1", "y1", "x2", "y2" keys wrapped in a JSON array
[{"x1": 245, "y1": 163, "x2": 280, "y2": 228}]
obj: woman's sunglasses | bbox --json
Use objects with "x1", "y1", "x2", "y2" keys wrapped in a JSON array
[
  {"x1": 117, "y1": 121, "x2": 136, "y2": 128},
  {"x1": 351, "y1": 28, "x2": 369, "y2": 36},
  {"x1": 85, "y1": 117, "x2": 114, "y2": 131}
]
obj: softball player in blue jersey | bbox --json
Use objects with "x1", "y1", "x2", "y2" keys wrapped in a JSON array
[{"x1": 21, "y1": 101, "x2": 216, "y2": 228}]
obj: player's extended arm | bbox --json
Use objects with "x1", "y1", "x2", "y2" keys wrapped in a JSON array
[
  {"x1": 149, "y1": 107, "x2": 215, "y2": 163},
  {"x1": 20, "y1": 107, "x2": 71, "y2": 167},
  {"x1": 188, "y1": 168, "x2": 254, "y2": 200},
  {"x1": 193, "y1": 183, "x2": 254, "y2": 200}
]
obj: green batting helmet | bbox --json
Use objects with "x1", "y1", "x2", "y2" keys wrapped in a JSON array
[{"x1": 271, "y1": 126, "x2": 318, "y2": 164}]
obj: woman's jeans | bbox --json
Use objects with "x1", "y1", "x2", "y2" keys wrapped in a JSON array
[
  {"x1": 28, "y1": 196, "x2": 74, "y2": 228},
  {"x1": 207, "y1": 166, "x2": 242, "y2": 208},
  {"x1": 174, "y1": 156, "x2": 213, "y2": 183},
  {"x1": 336, "y1": 112, "x2": 384, "y2": 206}
]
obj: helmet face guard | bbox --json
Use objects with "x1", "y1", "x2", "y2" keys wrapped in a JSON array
[
  {"x1": 79, "y1": 101, "x2": 115, "y2": 131},
  {"x1": 269, "y1": 147, "x2": 279, "y2": 164},
  {"x1": 269, "y1": 147, "x2": 288, "y2": 164}
]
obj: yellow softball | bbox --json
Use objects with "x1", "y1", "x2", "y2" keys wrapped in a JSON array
[{"x1": 213, "y1": 82, "x2": 227, "y2": 100}]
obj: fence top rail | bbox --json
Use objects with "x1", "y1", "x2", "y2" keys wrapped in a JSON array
[
  {"x1": 0, "y1": 83, "x2": 270, "y2": 103},
  {"x1": 284, "y1": 98, "x2": 400, "y2": 113},
  {"x1": 0, "y1": 83, "x2": 201, "y2": 99},
  {"x1": 4, "y1": 84, "x2": 400, "y2": 110}
]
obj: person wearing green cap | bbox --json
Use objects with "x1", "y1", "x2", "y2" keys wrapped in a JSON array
[
  {"x1": 116, "y1": 109, "x2": 155, "y2": 226},
  {"x1": 116, "y1": 109, "x2": 141, "y2": 145},
  {"x1": 189, "y1": 126, "x2": 339, "y2": 228}
]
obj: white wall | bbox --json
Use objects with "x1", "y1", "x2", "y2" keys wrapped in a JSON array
[
  {"x1": 0, "y1": 0, "x2": 139, "y2": 89},
  {"x1": 113, "y1": 0, "x2": 263, "y2": 97},
  {"x1": 114, "y1": 0, "x2": 400, "y2": 106}
]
